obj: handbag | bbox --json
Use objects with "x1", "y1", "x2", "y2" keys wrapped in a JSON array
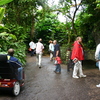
[{"x1": 55, "y1": 57, "x2": 62, "y2": 64}]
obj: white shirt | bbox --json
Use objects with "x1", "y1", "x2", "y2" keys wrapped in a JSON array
[
  {"x1": 95, "y1": 44, "x2": 100, "y2": 60},
  {"x1": 49, "y1": 43, "x2": 54, "y2": 51},
  {"x1": 29, "y1": 41, "x2": 36, "y2": 49},
  {"x1": 36, "y1": 42, "x2": 44, "y2": 54}
]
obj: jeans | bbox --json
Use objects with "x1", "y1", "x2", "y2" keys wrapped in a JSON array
[
  {"x1": 18, "y1": 67, "x2": 23, "y2": 80},
  {"x1": 55, "y1": 64, "x2": 61, "y2": 72},
  {"x1": 36, "y1": 53, "x2": 42, "y2": 67},
  {"x1": 96, "y1": 61, "x2": 100, "y2": 70},
  {"x1": 31, "y1": 49, "x2": 35, "y2": 56}
]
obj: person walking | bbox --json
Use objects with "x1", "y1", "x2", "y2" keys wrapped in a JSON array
[
  {"x1": 36, "y1": 38, "x2": 44, "y2": 68},
  {"x1": 71, "y1": 37, "x2": 86, "y2": 78},
  {"x1": 29, "y1": 40, "x2": 36, "y2": 56},
  {"x1": 95, "y1": 43, "x2": 100, "y2": 87},
  {"x1": 49, "y1": 40, "x2": 54, "y2": 61},
  {"x1": 53, "y1": 40, "x2": 61, "y2": 74}
]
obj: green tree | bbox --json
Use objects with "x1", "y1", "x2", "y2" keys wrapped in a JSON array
[
  {"x1": 35, "y1": 12, "x2": 66, "y2": 48},
  {"x1": 4, "y1": 0, "x2": 48, "y2": 40}
]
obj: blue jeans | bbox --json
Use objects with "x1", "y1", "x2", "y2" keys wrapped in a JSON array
[
  {"x1": 31, "y1": 49, "x2": 34, "y2": 56},
  {"x1": 55, "y1": 64, "x2": 61, "y2": 72},
  {"x1": 18, "y1": 67, "x2": 23, "y2": 80}
]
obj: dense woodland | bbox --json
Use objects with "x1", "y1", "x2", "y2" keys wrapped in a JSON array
[{"x1": 0, "y1": 0, "x2": 100, "y2": 65}]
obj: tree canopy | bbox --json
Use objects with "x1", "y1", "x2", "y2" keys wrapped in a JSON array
[{"x1": 0, "y1": 0, "x2": 100, "y2": 64}]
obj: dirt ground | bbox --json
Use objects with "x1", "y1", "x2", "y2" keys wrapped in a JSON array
[{"x1": 0, "y1": 54, "x2": 100, "y2": 100}]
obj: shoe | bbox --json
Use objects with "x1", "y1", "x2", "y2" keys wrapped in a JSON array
[
  {"x1": 56, "y1": 72, "x2": 61, "y2": 74},
  {"x1": 79, "y1": 75, "x2": 86, "y2": 78},
  {"x1": 96, "y1": 84, "x2": 100, "y2": 87},
  {"x1": 54, "y1": 71, "x2": 61, "y2": 74},
  {"x1": 54, "y1": 71, "x2": 57, "y2": 73},
  {"x1": 39, "y1": 66, "x2": 41, "y2": 68},
  {"x1": 72, "y1": 76, "x2": 79, "y2": 78}
]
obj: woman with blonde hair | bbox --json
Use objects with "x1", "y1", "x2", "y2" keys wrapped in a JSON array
[
  {"x1": 71, "y1": 37, "x2": 86, "y2": 78},
  {"x1": 49, "y1": 40, "x2": 54, "y2": 61}
]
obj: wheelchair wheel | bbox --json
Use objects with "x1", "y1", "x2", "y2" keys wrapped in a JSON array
[{"x1": 12, "y1": 81, "x2": 20, "y2": 96}]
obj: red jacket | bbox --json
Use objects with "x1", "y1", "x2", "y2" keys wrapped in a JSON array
[{"x1": 71, "y1": 41, "x2": 84, "y2": 60}]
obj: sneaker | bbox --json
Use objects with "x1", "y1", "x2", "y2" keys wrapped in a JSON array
[
  {"x1": 79, "y1": 75, "x2": 86, "y2": 78},
  {"x1": 72, "y1": 76, "x2": 79, "y2": 78},
  {"x1": 96, "y1": 84, "x2": 100, "y2": 87},
  {"x1": 39, "y1": 66, "x2": 41, "y2": 68},
  {"x1": 56, "y1": 72, "x2": 61, "y2": 74}
]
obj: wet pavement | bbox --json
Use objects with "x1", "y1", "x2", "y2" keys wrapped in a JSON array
[{"x1": 0, "y1": 55, "x2": 100, "y2": 100}]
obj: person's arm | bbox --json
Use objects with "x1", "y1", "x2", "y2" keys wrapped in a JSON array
[
  {"x1": 56, "y1": 50, "x2": 59, "y2": 57},
  {"x1": 42, "y1": 44, "x2": 44, "y2": 50},
  {"x1": 10, "y1": 57, "x2": 22, "y2": 67},
  {"x1": 72, "y1": 42, "x2": 79, "y2": 62},
  {"x1": 56, "y1": 44, "x2": 60, "y2": 57},
  {"x1": 49, "y1": 44, "x2": 51, "y2": 50}
]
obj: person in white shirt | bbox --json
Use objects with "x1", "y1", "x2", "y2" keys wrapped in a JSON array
[
  {"x1": 49, "y1": 40, "x2": 54, "y2": 61},
  {"x1": 36, "y1": 38, "x2": 44, "y2": 68},
  {"x1": 95, "y1": 43, "x2": 100, "y2": 87},
  {"x1": 29, "y1": 40, "x2": 36, "y2": 56}
]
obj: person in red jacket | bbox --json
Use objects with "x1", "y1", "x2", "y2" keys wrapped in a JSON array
[{"x1": 71, "y1": 37, "x2": 86, "y2": 78}]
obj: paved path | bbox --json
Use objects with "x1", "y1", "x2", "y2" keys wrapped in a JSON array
[{"x1": 24, "y1": 55, "x2": 100, "y2": 100}]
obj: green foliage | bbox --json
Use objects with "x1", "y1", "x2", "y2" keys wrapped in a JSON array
[
  {"x1": 5, "y1": 24, "x2": 29, "y2": 40},
  {"x1": 0, "y1": 0, "x2": 99, "y2": 64},
  {"x1": 0, "y1": 0, "x2": 13, "y2": 6},
  {"x1": 35, "y1": 12, "x2": 67, "y2": 49},
  {"x1": 0, "y1": 32, "x2": 26, "y2": 65},
  {"x1": 74, "y1": 1, "x2": 97, "y2": 49},
  {"x1": 0, "y1": 25, "x2": 9, "y2": 32},
  {"x1": 0, "y1": 8, "x2": 5, "y2": 22}
]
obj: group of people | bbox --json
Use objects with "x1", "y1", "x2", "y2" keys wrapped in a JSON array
[
  {"x1": 29, "y1": 39, "x2": 61, "y2": 73},
  {"x1": 68, "y1": 36, "x2": 100, "y2": 87},
  {"x1": 29, "y1": 38, "x2": 44, "y2": 68},
  {"x1": 49, "y1": 40, "x2": 61, "y2": 74},
  {"x1": 6, "y1": 36, "x2": 100, "y2": 88},
  {"x1": 48, "y1": 37, "x2": 87, "y2": 77}
]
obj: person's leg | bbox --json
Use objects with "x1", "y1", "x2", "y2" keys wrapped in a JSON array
[
  {"x1": 57, "y1": 64, "x2": 61, "y2": 73},
  {"x1": 50, "y1": 53, "x2": 52, "y2": 61},
  {"x1": 51, "y1": 52, "x2": 53, "y2": 61},
  {"x1": 98, "y1": 61, "x2": 100, "y2": 70},
  {"x1": 36, "y1": 53, "x2": 39, "y2": 66},
  {"x1": 78, "y1": 61, "x2": 86, "y2": 78},
  {"x1": 32, "y1": 49, "x2": 34, "y2": 56},
  {"x1": 54, "y1": 64, "x2": 58, "y2": 72},
  {"x1": 72, "y1": 62, "x2": 79, "y2": 78},
  {"x1": 18, "y1": 67, "x2": 23, "y2": 80},
  {"x1": 31, "y1": 49, "x2": 34, "y2": 56},
  {"x1": 39, "y1": 53, "x2": 42, "y2": 68}
]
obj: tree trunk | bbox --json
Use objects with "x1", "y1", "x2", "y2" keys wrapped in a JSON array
[
  {"x1": 72, "y1": 0, "x2": 82, "y2": 35},
  {"x1": 31, "y1": 15, "x2": 35, "y2": 39}
]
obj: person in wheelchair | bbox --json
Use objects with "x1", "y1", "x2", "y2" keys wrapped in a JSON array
[{"x1": 7, "y1": 48, "x2": 23, "y2": 81}]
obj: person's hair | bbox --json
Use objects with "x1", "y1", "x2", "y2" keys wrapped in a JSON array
[
  {"x1": 53, "y1": 40, "x2": 57, "y2": 43},
  {"x1": 38, "y1": 38, "x2": 42, "y2": 42},
  {"x1": 8, "y1": 48, "x2": 14, "y2": 56},
  {"x1": 49, "y1": 40, "x2": 53, "y2": 43},
  {"x1": 76, "y1": 37, "x2": 82, "y2": 41}
]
